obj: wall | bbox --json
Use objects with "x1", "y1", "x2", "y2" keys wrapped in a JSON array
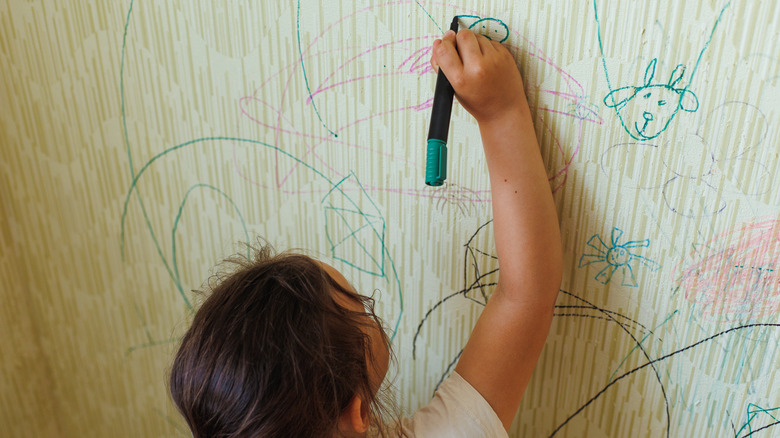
[{"x1": 0, "y1": 1, "x2": 778, "y2": 436}]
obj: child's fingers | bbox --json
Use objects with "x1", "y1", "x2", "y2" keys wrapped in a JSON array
[
  {"x1": 456, "y1": 29, "x2": 483, "y2": 60},
  {"x1": 430, "y1": 39, "x2": 441, "y2": 72},
  {"x1": 476, "y1": 33, "x2": 495, "y2": 54},
  {"x1": 434, "y1": 32, "x2": 464, "y2": 80}
]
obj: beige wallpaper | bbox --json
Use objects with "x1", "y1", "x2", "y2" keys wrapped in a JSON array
[{"x1": 1, "y1": 1, "x2": 778, "y2": 436}]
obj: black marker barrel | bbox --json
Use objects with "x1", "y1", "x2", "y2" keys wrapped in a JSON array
[{"x1": 425, "y1": 17, "x2": 459, "y2": 186}]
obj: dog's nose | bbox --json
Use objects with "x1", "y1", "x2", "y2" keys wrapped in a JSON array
[{"x1": 643, "y1": 111, "x2": 654, "y2": 121}]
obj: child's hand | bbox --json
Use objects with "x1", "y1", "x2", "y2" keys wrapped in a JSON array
[{"x1": 430, "y1": 29, "x2": 527, "y2": 126}]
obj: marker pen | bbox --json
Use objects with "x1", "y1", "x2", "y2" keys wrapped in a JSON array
[{"x1": 425, "y1": 16, "x2": 459, "y2": 186}]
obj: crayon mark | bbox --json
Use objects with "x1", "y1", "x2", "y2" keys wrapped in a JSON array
[
  {"x1": 124, "y1": 303, "x2": 181, "y2": 356},
  {"x1": 171, "y1": 184, "x2": 251, "y2": 287},
  {"x1": 604, "y1": 57, "x2": 700, "y2": 141},
  {"x1": 431, "y1": 181, "x2": 482, "y2": 216},
  {"x1": 119, "y1": 137, "x2": 405, "y2": 341},
  {"x1": 673, "y1": 218, "x2": 780, "y2": 322}
]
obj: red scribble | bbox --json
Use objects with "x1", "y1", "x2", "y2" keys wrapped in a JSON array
[{"x1": 673, "y1": 218, "x2": 780, "y2": 321}]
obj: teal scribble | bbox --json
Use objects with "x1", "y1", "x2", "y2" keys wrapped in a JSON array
[
  {"x1": 607, "y1": 310, "x2": 679, "y2": 382},
  {"x1": 125, "y1": 337, "x2": 181, "y2": 357},
  {"x1": 171, "y1": 183, "x2": 251, "y2": 290},
  {"x1": 736, "y1": 403, "x2": 780, "y2": 438},
  {"x1": 604, "y1": 58, "x2": 699, "y2": 140},
  {"x1": 456, "y1": 15, "x2": 509, "y2": 43},
  {"x1": 323, "y1": 176, "x2": 386, "y2": 276},
  {"x1": 594, "y1": 0, "x2": 731, "y2": 140},
  {"x1": 579, "y1": 227, "x2": 661, "y2": 287},
  {"x1": 297, "y1": 0, "x2": 338, "y2": 137},
  {"x1": 120, "y1": 0, "x2": 198, "y2": 323},
  {"x1": 118, "y1": 136, "x2": 404, "y2": 340},
  {"x1": 568, "y1": 95, "x2": 601, "y2": 121},
  {"x1": 322, "y1": 171, "x2": 404, "y2": 339},
  {"x1": 415, "y1": 1, "x2": 443, "y2": 34},
  {"x1": 120, "y1": 1, "x2": 402, "y2": 352},
  {"x1": 468, "y1": 17, "x2": 509, "y2": 43}
]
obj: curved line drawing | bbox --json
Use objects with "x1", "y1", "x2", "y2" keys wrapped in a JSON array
[
  {"x1": 297, "y1": 0, "x2": 338, "y2": 137},
  {"x1": 118, "y1": 135, "x2": 405, "y2": 342},
  {"x1": 119, "y1": 2, "x2": 405, "y2": 353},
  {"x1": 600, "y1": 101, "x2": 771, "y2": 219},
  {"x1": 594, "y1": 0, "x2": 730, "y2": 140},
  {"x1": 412, "y1": 220, "x2": 672, "y2": 436},
  {"x1": 171, "y1": 183, "x2": 251, "y2": 307},
  {"x1": 549, "y1": 323, "x2": 780, "y2": 437},
  {"x1": 235, "y1": 1, "x2": 602, "y2": 201},
  {"x1": 735, "y1": 403, "x2": 780, "y2": 438}
]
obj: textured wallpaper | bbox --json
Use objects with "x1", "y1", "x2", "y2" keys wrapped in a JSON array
[{"x1": 1, "y1": 1, "x2": 778, "y2": 437}]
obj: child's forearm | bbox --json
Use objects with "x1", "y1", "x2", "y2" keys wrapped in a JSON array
[
  {"x1": 479, "y1": 108, "x2": 562, "y2": 307},
  {"x1": 430, "y1": 28, "x2": 563, "y2": 428}
]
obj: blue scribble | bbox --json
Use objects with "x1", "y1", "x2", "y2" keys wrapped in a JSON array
[{"x1": 579, "y1": 227, "x2": 661, "y2": 287}]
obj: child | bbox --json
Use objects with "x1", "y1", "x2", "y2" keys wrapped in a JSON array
[{"x1": 169, "y1": 28, "x2": 562, "y2": 437}]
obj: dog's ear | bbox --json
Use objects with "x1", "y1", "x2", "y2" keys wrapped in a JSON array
[
  {"x1": 604, "y1": 86, "x2": 638, "y2": 109},
  {"x1": 668, "y1": 64, "x2": 686, "y2": 88},
  {"x1": 644, "y1": 58, "x2": 658, "y2": 86},
  {"x1": 676, "y1": 88, "x2": 699, "y2": 112}
]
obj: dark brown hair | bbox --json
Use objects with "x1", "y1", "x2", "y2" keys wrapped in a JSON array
[{"x1": 169, "y1": 244, "x2": 394, "y2": 437}]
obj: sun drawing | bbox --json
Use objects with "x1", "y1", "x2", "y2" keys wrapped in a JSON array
[{"x1": 578, "y1": 228, "x2": 661, "y2": 287}]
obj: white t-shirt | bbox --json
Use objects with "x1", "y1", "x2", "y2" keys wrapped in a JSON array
[{"x1": 393, "y1": 371, "x2": 509, "y2": 437}]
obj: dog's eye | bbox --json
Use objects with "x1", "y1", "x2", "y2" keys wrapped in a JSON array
[
  {"x1": 658, "y1": 100, "x2": 666, "y2": 106},
  {"x1": 644, "y1": 92, "x2": 652, "y2": 98}
]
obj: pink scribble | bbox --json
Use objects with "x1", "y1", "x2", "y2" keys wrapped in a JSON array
[
  {"x1": 673, "y1": 218, "x2": 780, "y2": 321},
  {"x1": 232, "y1": 1, "x2": 603, "y2": 201}
]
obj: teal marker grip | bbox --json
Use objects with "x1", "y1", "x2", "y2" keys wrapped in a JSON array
[{"x1": 425, "y1": 139, "x2": 447, "y2": 186}]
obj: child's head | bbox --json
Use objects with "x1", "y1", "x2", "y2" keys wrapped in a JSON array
[{"x1": 169, "y1": 244, "x2": 393, "y2": 437}]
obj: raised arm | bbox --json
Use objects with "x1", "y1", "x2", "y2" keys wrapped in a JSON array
[{"x1": 431, "y1": 29, "x2": 563, "y2": 429}]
